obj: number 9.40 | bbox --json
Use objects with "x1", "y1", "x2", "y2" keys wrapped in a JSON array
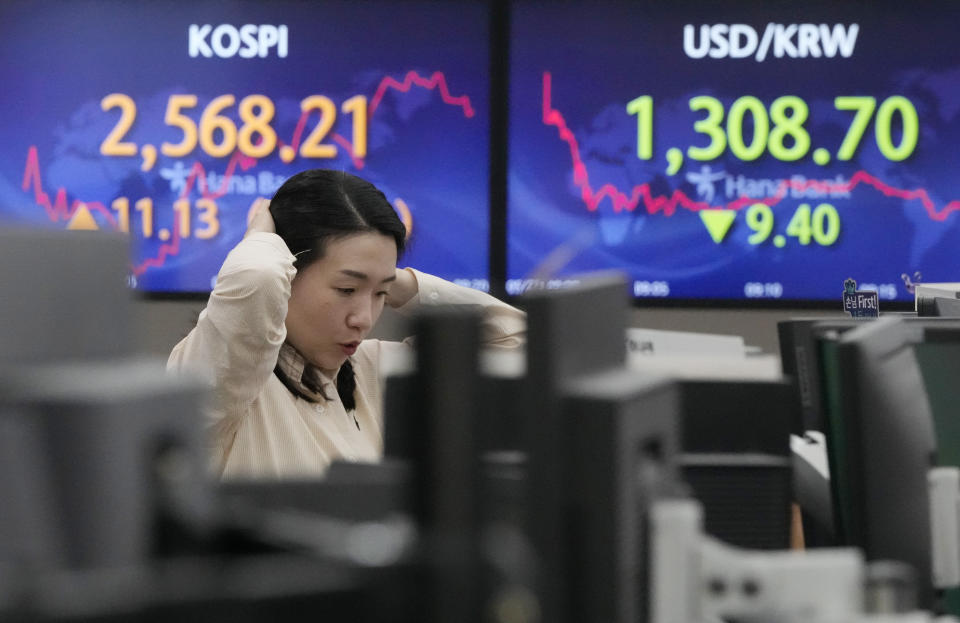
[{"x1": 745, "y1": 203, "x2": 840, "y2": 247}]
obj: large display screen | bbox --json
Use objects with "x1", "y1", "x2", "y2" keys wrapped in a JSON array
[
  {"x1": 507, "y1": 0, "x2": 960, "y2": 304},
  {"x1": 0, "y1": 0, "x2": 490, "y2": 293}
]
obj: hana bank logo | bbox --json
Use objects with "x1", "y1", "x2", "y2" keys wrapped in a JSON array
[
  {"x1": 686, "y1": 165, "x2": 726, "y2": 202},
  {"x1": 189, "y1": 24, "x2": 288, "y2": 58}
]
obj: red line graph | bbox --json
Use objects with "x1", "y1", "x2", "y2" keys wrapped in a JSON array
[
  {"x1": 22, "y1": 146, "x2": 261, "y2": 276},
  {"x1": 132, "y1": 220, "x2": 179, "y2": 276},
  {"x1": 542, "y1": 71, "x2": 960, "y2": 222},
  {"x1": 332, "y1": 134, "x2": 365, "y2": 170},
  {"x1": 175, "y1": 150, "x2": 258, "y2": 201},
  {"x1": 369, "y1": 70, "x2": 474, "y2": 117},
  {"x1": 21, "y1": 146, "x2": 117, "y2": 227},
  {"x1": 283, "y1": 69, "x2": 474, "y2": 170},
  {"x1": 131, "y1": 150, "x2": 259, "y2": 276},
  {"x1": 21, "y1": 68, "x2": 475, "y2": 276},
  {"x1": 282, "y1": 112, "x2": 364, "y2": 167}
]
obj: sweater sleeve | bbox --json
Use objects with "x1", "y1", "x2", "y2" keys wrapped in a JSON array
[
  {"x1": 167, "y1": 232, "x2": 297, "y2": 428},
  {"x1": 393, "y1": 268, "x2": 526, "y2": 350}
]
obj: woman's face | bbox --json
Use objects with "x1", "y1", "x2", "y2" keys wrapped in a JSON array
[{"x1": 285, "y1": 232, "x2": 398, "y2": 373}]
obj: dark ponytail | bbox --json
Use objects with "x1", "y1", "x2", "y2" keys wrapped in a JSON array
[
  {"x1": 336, "y1": 360, "x2": 357, "y2": 412},
  {"x1": 272, "y1": 359, "x2": 357, "y2": 415}
]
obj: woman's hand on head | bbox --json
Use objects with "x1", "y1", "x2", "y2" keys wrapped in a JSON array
[
  {"x1": 245, "y1": 197, "x2": 275, "y2": 237},
  {"x1": 386, "y1": 267, "x2": 418, "y2": 308}
]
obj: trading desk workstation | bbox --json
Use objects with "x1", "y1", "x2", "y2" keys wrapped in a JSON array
[
  {"x1": 5, "y1": 0, "x2": 960, "y2": 620},
  {"x1": 3, "y1": 228, "x2": 960, "y2": 623}
]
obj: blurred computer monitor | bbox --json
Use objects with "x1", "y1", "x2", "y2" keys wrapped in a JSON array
[
  {"x1": 778, "y1": 317, "x2": 861, "y2": 433},
  {"x1": 914, "y1": 323, "x2": 960, "y2": 471},
  {"x1": 561, "y1": 371, "x2": 680, "y2": 623},
  {"x1": 677, "y1": 379, "x2": 797, "y2": 550},
  {"x1": 916, "y1": 285, "x2": 960, "y2": 317},
  {"x1": 818, "y1": 318, "x2": 937, "y2": 608},
  {"x1": 918, "y1": 297, "x2": 960, "y2": 318},
  {"x1": 778, "y1": 315, "x2": 952, "y2": 433}
]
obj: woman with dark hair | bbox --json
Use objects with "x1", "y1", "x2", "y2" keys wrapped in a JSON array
[{"x1": 168, "y1": 169, "x2": 524, "y2": 478}]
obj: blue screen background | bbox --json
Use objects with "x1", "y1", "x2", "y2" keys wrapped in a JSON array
[
  {"x1": 0, "y1": 0, "x2": 490, "y2": 293},
  {"x1": 508, "y1": 1, "x2": 960, "y2": 303}
]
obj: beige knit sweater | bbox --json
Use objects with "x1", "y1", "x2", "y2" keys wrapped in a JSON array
[{"x1": 167, "y1": 232, "x2": 525, "y2": 479}]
